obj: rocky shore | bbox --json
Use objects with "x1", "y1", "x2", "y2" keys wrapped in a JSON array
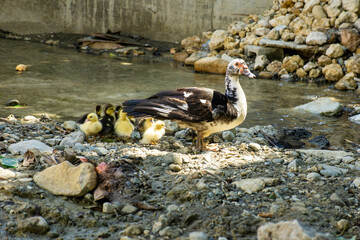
[
  {"x1": 174, "y1": 0, "x2": 360, "y2": 93},
  {"x1": 1, "y1": 113, "x2": 360, "y2": 240}
]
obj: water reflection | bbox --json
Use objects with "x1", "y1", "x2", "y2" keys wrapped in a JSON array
[{"x1": 0, "y1": 39, "x2": 359, "y2": 149}]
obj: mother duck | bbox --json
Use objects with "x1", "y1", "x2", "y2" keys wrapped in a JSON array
[{"x1": 122, "y1": 59, "x2": 255, "y2": 150}]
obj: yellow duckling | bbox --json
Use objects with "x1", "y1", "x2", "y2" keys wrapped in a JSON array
[
  {"x1": 137, "y1": 117, "x2": 154, "y2": 133},
  {"x1": 80, "y1": 113, "x2": 102, "y2": 138},
  {"x1": 15, "y1": 64, "x2": 30, "y2": 72},
  {"x1": 114, "y1": 110, "x2": 134, "y2": 139},
  {"x1": 140, "y1": 120, "x2": 165, "y2": 145}
]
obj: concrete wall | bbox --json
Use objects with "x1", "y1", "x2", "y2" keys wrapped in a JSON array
[{"x1": 0, "y1": 0, "x2": 272, "y2": 43}]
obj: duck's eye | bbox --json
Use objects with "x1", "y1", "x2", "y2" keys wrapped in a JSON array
[{"x1": 235, "y1": 62, "x2": 239, "y2": 67}]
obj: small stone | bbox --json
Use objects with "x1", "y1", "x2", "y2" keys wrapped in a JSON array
[
  {"x1": 167, "y1": 204, "x2": 180, "y2": 212},
  {"x1": 233, "y1": 177, "x2": 276, "y2": 194},
  {"x1": 320, "y1": 164, "x2": 348, "y2": 177},
  {"x1": 159, "y1": 226, "x2": 182, "y2": 238},
  {"x1": 325, "y1": 44, "x2": 344, "y2": 58},
  {"x1": 296, "y1": 68, "x2": 307, "y2": 78},
  {"x1": 189, "y1": 231, "x2": 208, "y2": 240},
  {"x1": 309, "y1": 69, "x2": 321, "y2": 78},
  {"x1": 349, "y1": 114, "x2": 360, "y2": 124},
  {"x1": 306, "y1": 172, "x2": 321, "y2": 181},
  {"x1": 0, "y1": 167, "x2": 16, "y2": 179},
  {"x1": 249, "y1": 142, "x2": 261, "y2": 151},
  {"x1": 337, "y1": 219, "x2": 349, "y2": 232},
  {"x1": 103, "y1": 202, "x2": 115, "y2": 213},
  {"x1": 259, "y1": 71, "x2": 275, "y2": 79},
  {"x1": 312, "y1": 5, "x2": 327, "y2": 20},
  {"x1": 330, "y1": 193, "x2": 346, "y2": 206},
  {"x1": 270, "y1": 204, "x2": 281, "y2": 214},
  {"x1": 60, "y1": 131, "x2": 85, "y2": 147},
  {"x1": 123, "y1": 224, "x2": 143, "y2": 236},
  {"x1": 8, "y1": 140, "x2": 53, "y2": 155},
  {"x1": 169, "y1": 164, "x2": 181, "y2": 172},
  {"x1": 122, "y1": 204, "x2": 138, "y2": 214},
  {"x1": 18, "y1": 216, "x2": 49, "y2": 234},
  {"x1": 222, "y1": 130, "x2": 235, "y2": 141},
  {"x1": 254, "y1": 55, "x2": 269, "y2": 71},
  {"x1": 306, "y1": 32, "x2": 327, "y2": 45},
  {"x1": 93, "y1": 147, "x2": 108, "y2": 156},
  {"x1": 63, "y1": 121, "x2": 77, "y2": 131}
]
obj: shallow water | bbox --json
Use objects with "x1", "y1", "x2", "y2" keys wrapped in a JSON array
[{"x1": 0, "y1": 39, "x2": 359, "y2": 150}]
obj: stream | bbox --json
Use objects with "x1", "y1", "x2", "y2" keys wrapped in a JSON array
[{"x1": 0, "y1": 39, "x2": 359, "y2": 150}]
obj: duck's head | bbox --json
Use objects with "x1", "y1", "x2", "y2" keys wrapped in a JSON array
[
  {"x1": 95, "y1": 105, "x2": 102, "y2": 115},
  {"x1": 155, "y1": 120, "x2": 165, "y2": 130},
  {"x1": 104, "y1": 104, "x2": 115, "y2": 116},
  {"x1": 86, "y1": 113, "x2": 99, "y2": 122},
  {"x1": 227, "y1": 59, "x2": 255, "y2": 78},
  {"x1": 119, "y1": 110, "x2": 128, "y2": 120}
]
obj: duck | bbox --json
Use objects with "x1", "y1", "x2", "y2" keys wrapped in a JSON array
[
  {"x1": 99, "y1": 103, "x2": 116, "y2": 136},
  {"x1": 77, "y1": 105, "x2": 102, "y2": 124},
  {"x1": 122, "y1": 58, "x2": 255, "y2": 151},
  {"x1": 80, "y1": 113, "x2": 102, "y2": 139},
  {"x1": 137, "y1": 117, "x2": 154, "y2": 133},
  {"x1": 140, "y1": 120, "x2": 165, "y2": 145},
  {"x1": 114, "y1": 110, "x2": 134, "y2": 139}
]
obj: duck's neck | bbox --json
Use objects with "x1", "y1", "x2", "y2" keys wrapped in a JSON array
[{"x1": 225, "y1": 74, "x2": 247, "y2": 116}]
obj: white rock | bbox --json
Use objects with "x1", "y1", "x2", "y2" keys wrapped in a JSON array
[
  {"x1": 228, "y1": 21, "x2": 247, "y2": 35},
  {"x1": 60, "y1": 131, "x2": 85, "y2": 147},
  {"x1": 351, "y1": 177, "x2": 360, "y2": 188},
  {"x1": 233, "y1": 177, "x2": 276, "y2": 194},
  {"x1": 304, "y1": 0, "x2": 321, "y2": 12},
  {"x1": 209, "y1": 30, "x2": 227, "y2": 51},
  {"x1": 254, "y1": 55, "x2": 269, "y2": 71},
  {"x1": 189, "y1": 231, "x2": 208, "y2": 240},
  {"x1": 293, "y1": 97, "x2": 343, "y2": 116},
  {"x1": 122, "y1": 204, "x2": 138, "y2": 214},
  {"x1": 326, "y1": 44, "x2": 344, "y2": 58},
  {"x1": 93, "y1": 147, "x2": 108, "y2": 156},
  {"x1": 269, "y1": 16, "x2": 291, "y2": 27},
  {"x1": 297, "y1": 149, "x2": 355, "y2": 159},
  {"x1": 306, "y1": 32, "x2": 327, "y2": 45},
  {"x1": 319, "y1": 164, "x2": 348, "y2": 177},
  {"x1": 257, "y1": 220, "x2": 330, "y2": 240},
  {"x1": 8, "y1": 140, "x2": 53, "y2": 155},
  {"x1": 103, "y1": 202, "x2": 115, "y2": 213},
  {"x1": 306, "y1": 172, "x2": 321, "y2": 181},
  {"x1": 349, "y1": 114, "x2": 360, "y2": 124},
  {"x1": 303, "y1": 62, "x2": 317, "y2": 72},
  {"x1": 342, "y1": 0, "x2": 360, "y2": 12},
  {"x1": 63, "y1": 120, "x2": 77, "y2": 131},
  {"x1": 254, "y1": 27, "x2": 270, "y2": 37},
  {"x1": 0, "y1": 167, "x2": 16, "y2": 179}
]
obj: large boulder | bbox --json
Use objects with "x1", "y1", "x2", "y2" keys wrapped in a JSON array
[
  {"x1": 181, "y1": 35, "x2": 201, "y2": 51},
  {"x1": 325, "y1": 43, "x2": 344, "y2": 58},
  {"x1": 209, "y1": 30, "x2": 227, "y2": 51},
  {"x1": 8, "y1": 140, "x2": 53, "y2": 155},
  {"x1": 34, "y1": 161, "x2": 97, "y2": 197},
  {"x1": 335, "y1": 72, "x2": 358, "y2": 90},
  {"x1": 322, "y1": 63, "x2": 344, "y2": 81},
  {"x1": 341, "y1": 29, "x2": 360, "y2": 52},
  {"x1": 306, "y1": 32, "x2": 327, "y2": 45},
  {"x1": 345, "y1": 55, "x2": 360, "y2": 73},
  {"x1": 293, "y1": 97, "x2": 343, "y2": 116},
  {"x1": 194, "y1": 57, "x2": 229, "y2": 74},
  {"x1": 258, "y1": 220, "x2": 330, "y2": 240},
  {"x1": 184, "y1": 51, "x2": 207, "y2": 66}
]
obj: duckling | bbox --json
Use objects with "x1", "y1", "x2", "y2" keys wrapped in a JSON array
[
  {"x1": 99, "y1": 103, "x2": 116, "y2": 136},
  {"x1": 77, "y1": 105, "x2": 102, "y2": 124},
  {"x1": 80, "y1": 113, "x2": 102, "y2": 139},
  {"x1": 137, "y1": 117, "x2": 154, "y2": 133},
  {"x1": 114, "y1": 105, "x2": 122, "y2": 120},
  {"x1": 114, "y1": 110, "x2": 134, "y2": 139},
  {"x1": 140, "y1": 120, "x2": 165, "y2": 145},
  {"x1": 16, "y1": 64, "x2": 30, "y2": 72}
]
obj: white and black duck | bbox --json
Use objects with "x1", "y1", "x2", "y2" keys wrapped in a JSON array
[{"x1": 122, "y1": 59, "x2": 255, "y2": 150}]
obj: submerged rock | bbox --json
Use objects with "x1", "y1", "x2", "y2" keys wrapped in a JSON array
[
  {"x1": 34, "y1": 161, "x2": 97, "y2": 197},
  {"x1": 293, "y1": 97, "x2": 343, "y2": 116}
]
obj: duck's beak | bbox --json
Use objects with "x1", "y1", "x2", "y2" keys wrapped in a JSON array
[{"x1": 241, "y1": 64, "x2": 256, "y2": 78}]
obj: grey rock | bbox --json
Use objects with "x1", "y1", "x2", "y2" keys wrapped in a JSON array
[
  {"x1": 306, "y1": 172, "x2": 321, "y2": 181},
  {"x1": 259, "y1": 38, "x2": 326, "y2": 54},
  {"x1": 189, "y1": 231, "x2": 208, "y2": 240},
  {"x1": 249, "y1": 142, "x2": 261, "y2": 152},
  {"x1": 222, "y1": 131, "x2": 235, "y2": 141},
  {"x1": 18, "y1": 216, "x2": 50, "y2": 234},
  {"x1": 103, "y1": 202, "x2": 115, "y2": 213},
  {"x1": 93, "y1": 147, "x2": 108, "y2": 156},
  {"x1": 330, "y1": 193, "x2": 346, "y2": 206},
  {"x1": 306, "y1": 31, "x2": 327, "y2": 45},
  {"x1": 8, "y1": 140, "x2": 53, "y2": 155},
  {"x1": 164, "y1": 120, "x2": 180, "y2": 134},
  {"x1": 169, "y1": 164, "x2": 181, "y2": 172},
  {"x1": 159, "y1": 226, "x2": 182, "y2": 238},
  {"x1": 73, "y1": 142, "x2": 85, "y2": 153},
  {"x1": 319, "y1": 164, "x2": 348, "y2": 177},
  {"x1": 122, "y1": 204, "x2": 138, "y2": 214},
  {"x1": 244, "y1": 45, "x2": 284, "y2": 61},
  {"x1": 123, "y1": 224, "x2": 143, "y2": 236},
  {"x1": 233, "y1": 177, "x2": 277, "y2": 194},
  {"x1": 293, "y1": 97, "x2": 343, "y2": 116},
  {"x1": 297, "y1": 149, "x2": 355, "y2": 159},
  {"x1": 60, "y1": 131, "x2": 85, "y2": 147},
  {"x1": 349, "y1": 114, "x2": 360, "y2": 124},
  {"x1": 63, "y1": 120, "x2": 77, "y2": 131}
]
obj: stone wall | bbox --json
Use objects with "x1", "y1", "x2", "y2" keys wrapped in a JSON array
[{"x1": 0, "y1": 0, "x2": 272, "y2": 43}]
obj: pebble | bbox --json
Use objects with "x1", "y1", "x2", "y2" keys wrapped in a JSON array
[
  {"x1": 17, "y1": 216, "x2": 50, "y2": 234},
  {"x1": 169, "y1": 164, "x2": 181, "y2": 172},
  {"x1": 306, "y1": 172, "x2": 321, "y2": 181},
  {"x1": 330, "y1": 193, "x2": 345, "y2": 206},
  {"x1": 123, "y1": 224, "x2": 143, "y2": 236},
  {"x1": 60, "y1": 131, "x2": 85, "y2": 147},
  {"x1": 337, "y1": 219, "x2": 349, "y2": 232},
  {"x1": 222, "y1": 131, "x2": 235, "y2": 141},
  {"x1": 272, "y1": 158, "x2": 284, "y2": 164},
  {"x1": 248, "y1": 142, "x2": 261, "y2": 152},
  {"x1": 166, "y1": 204, "x2": 180, "y2": 212},
  {"x1": 122, "y1": 204, "x2": 138, "y2": 214},
  {"x1": 0, "y1": 167, "x2": 16, "y2": 179},
  {"x1": 93, "y1": 147, "x2": 109, "y2": 156},
  {"x1": 103, "y1": 202, "x2": 115, "y2": 213},
  {"x1": 189, "y1": 231, "x2": 208, "y2": 240},
  {"x1": 63, "y1": 120, "x2": 77, "y2": 131},
  {"x1": 319, "y1": 164, "x2": 347, "y2": 177}
]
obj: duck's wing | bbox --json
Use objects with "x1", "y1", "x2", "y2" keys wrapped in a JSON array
[{"x1": 123, "y1": 87, "x2": 237, "y2": 122}]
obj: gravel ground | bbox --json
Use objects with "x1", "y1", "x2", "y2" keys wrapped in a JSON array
[{"x1": 0, "y1": 117, "x2": 360, "y2": 240}]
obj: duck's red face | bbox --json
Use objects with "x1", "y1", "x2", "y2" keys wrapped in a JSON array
[{"x1": 229, "y1": 59, "x2": 256, "y2": 78}]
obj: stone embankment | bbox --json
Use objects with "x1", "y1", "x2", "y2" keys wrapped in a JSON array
[{"x1": 174, "y1": 0, "x2": 360, "y2": 93}]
